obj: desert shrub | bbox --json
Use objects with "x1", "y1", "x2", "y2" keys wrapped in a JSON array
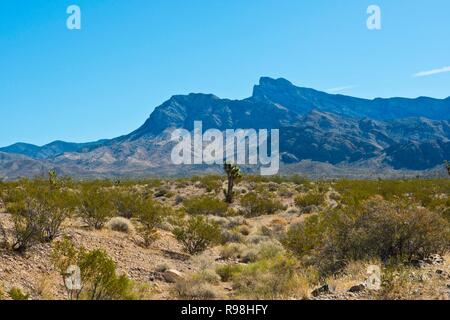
[
  {"x1": 154, "y1": 187, "x2": 172, "y2": 198},
  {"x1": 34, "y1": 187, "x2": 76, "y2": 241},
  {"x1": 113, "y1": 191, "x2": 137, "y2": 219},
  {"x1": 247, "y1": 234, "x2": 271, "y2": 245},
  {"x1": 107, "y1": 217, "x2": 134, "y2": 234},
  {"x1": 173, "y1": 216, "x2": 222, "y2": 255},
  {"x1": 239, "y1": 240, "x2": 284, "y2": 263},
  {"x1": 206, "y1": 215, "x2": 229, "y2": 227},
  {"x1": 135, "y1": 198, "x2": 168, "y2": 247},
  {"x1": 221, "y1": 229, "x2": 245, "y2": 244},
  {"x1": 51, "y1": 237, "x2": 136, "y2": 300},
  {"x1": 174, "y1": 277, "x2": 219, "y2": 300},
  {"x1": 184, "y1": 196, "x2": 228, "y2": 217},
  {"x1": 219, "y1": 243, "x2": 245, "y2": 260},
  {"x1": 294, "y1": 192, "x2": 324, "y2": 209},
  {"x1": 78, "y1": 186, "x2": 115, "y2": 230},
  {"x1": 216, "y1": 264, "x2": 243, "y2": 282},
  {"x1": 192, "y1": 269, "x2": 221, "y2": 285},
  {"x1": 8, "y1": 199, "x2": 44, "y2": 252},
  {"x1": 191, "y1": 175, "x2": 223, "y2": 192},
  {"x1": 79, "y1": 249, "x2": 134, "y2": 300},
  {"x1": 174, "y1": 195, "x2": 184, "y2": 205},
  {"x1": 284, "y1": 197, "x2": 450, "y2": 275},
  {"x1": 376, "y1": 266, "x2": 415, "y2": 300},
  {"x1": 239, "y1": 225, "x2": 250, "y2": 236},
  {"x1": 278, "y1": 187, "x2": 294, "y2": 198},
  {"x1": 226, "y1": 216, "x2": 246, "y2": 228},
  {"x1": 232, "y1": 255, "x2": 309, "y2": 299},
  {"x1": 4, "y1": 183, "x2": 76, "y2": 249},
  {"x1": 8, "y1": 287, "x2": 29, "y2": 300},
  {"x1": 334, "y1": 179, "x2": 450, "y2": 209},
  {"x1": 239, "y1": 192, "x2": 284, "y2": 218}
]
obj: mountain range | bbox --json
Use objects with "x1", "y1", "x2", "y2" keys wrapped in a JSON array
[{"x1": 1, "y1": 77, "x2": 449, "y2": 180}]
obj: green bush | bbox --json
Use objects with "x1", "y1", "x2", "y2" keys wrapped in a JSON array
[
  {"x1": 78, "y1": 186, "x2": 115, "y2": 230},
  {"x1": 8, "y1": 199, "x2": 45, "y2": 252},
  {"x1": 3, "y1": 183, "x2": 76, "y2": 250},
  {"x1": 191, "y1": 175, "x2": 223, "y2": 192},
  {"x1": 51, "y1": 237, "x2": 136, "y2": 300},
  {"x1": 183, "y1": 196, "x2": 228, "y2": 216},
  {"x1": 294, "y1": 192, "x2": 324, "y2": 209},
  {"x1": 113, "y1": 191, "x2": 137, "y2": 219},
  {"x1": 135, "y1": 198, "x2": 168, "y2": 247},
  {"x1": 173, "y1": 216, "x2": 222, "y2": 255},
  {"x1": 8, "y1": 287, "x2": 29, "y2": 300},
  {"x1": 239, "y1": 192, "x2": 284, "y2": 217},
  {"x1": 284, "y1": 197, "x2": 450, "y2": 275},
  {"x1": 216, "y1": 264, "x2": 243, "y2": 282}
]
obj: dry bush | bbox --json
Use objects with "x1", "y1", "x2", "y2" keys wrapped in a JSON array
[
  {"x1": 107, "y1": 217, "x2": 134, "y2": 234},
  {"x1": 219, "y1": 243, "x2": 245, "y2": 260},
  {"x1": 174, "y1": 274, "x2": 221, "y2": 300}
]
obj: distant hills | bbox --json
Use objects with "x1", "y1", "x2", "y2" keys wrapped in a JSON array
[{"x1": 1, "y1": 77, "x2": 449, "y2": 180}]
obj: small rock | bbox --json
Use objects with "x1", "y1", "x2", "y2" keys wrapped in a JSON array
[
  {"x1": 348, "y1": 283, "x2": 366, "y2": 293},
  {"x1": 411, "y1": 259, "x2": 427, "y2": 268},
  {"x1": 163, "y1": 269, "x2": 183, "y2": 283},
  {"x1": 311, "y1": 284, "x2": 331, "y2": 297},
  {"x1": 424, "y1": 254, "x2": 444, "y2": 265}
]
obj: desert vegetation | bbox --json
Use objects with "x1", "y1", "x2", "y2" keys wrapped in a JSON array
[{"x1": 0, "y1": 169, "x2": 449, "y2": 300}]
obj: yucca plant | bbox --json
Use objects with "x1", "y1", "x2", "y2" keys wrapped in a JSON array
[{"x1": 223, "y1": 162, "x2": 241, "y2": 204}]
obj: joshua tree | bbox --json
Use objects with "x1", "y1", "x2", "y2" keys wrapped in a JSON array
[
  {"x1": 223, "y1": 162, "x2": 242, "y2": 204},
  {"x1": 445, "y1": 161, "x2": 450, "y2": 176},
  {"x1": 48, "y1": 169, "x2": 58, "y2": 187}
]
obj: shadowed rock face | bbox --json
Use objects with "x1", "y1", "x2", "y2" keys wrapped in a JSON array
[{"x1": 1, "y1": 77, "x2": 449, "y2": 179}]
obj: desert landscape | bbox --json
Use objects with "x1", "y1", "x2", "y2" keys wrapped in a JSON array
[{"x1": 1, "y1": 168, "x2": 449, "y2": 300}]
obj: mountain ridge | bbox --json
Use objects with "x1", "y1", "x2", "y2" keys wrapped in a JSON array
[{"x1": 1, "y1": 77, "x2": 449, "y2": 180}]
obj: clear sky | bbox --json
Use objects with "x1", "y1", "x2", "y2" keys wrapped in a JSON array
[{"x1": 1, "y1": 0, "x2": 449, "y2": 147}]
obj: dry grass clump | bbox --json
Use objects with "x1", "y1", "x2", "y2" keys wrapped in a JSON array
[{"x1": 174, "y1": 269, "x2": 223, "y2": 300}]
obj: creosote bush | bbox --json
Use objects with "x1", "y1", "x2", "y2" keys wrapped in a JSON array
[
  {"x1": 183, "y1": 196, "x2": 228, "y2": 217},
  {"x1": 78, "y1": 186, "x2": 115, "y2": 230},
  {"x1": 173, "y1": 216, "x2": 222, "y2": 255},
  {"x1": 284, "y1": 196, "x2": 450, "y2": 275},
  {"x1": 239, "y1": 192, "x2": 284, "y2": 217},
  {"x1": 51, "y1": 237, "x2": 137, "y2": 300},
  {"x1": 135, "y1": 197, "x2": 169, "y2": 247},
  {"x1": 294, "y1": 192, "x2": 324, "y2": 209},
  {"x1": 4, "y1": 184, "x2": 76, "y2": 251}
]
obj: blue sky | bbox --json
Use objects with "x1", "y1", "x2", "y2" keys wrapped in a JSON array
[{"x1": 1, "y1": 0, "x2": 449, "y2": 147}]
